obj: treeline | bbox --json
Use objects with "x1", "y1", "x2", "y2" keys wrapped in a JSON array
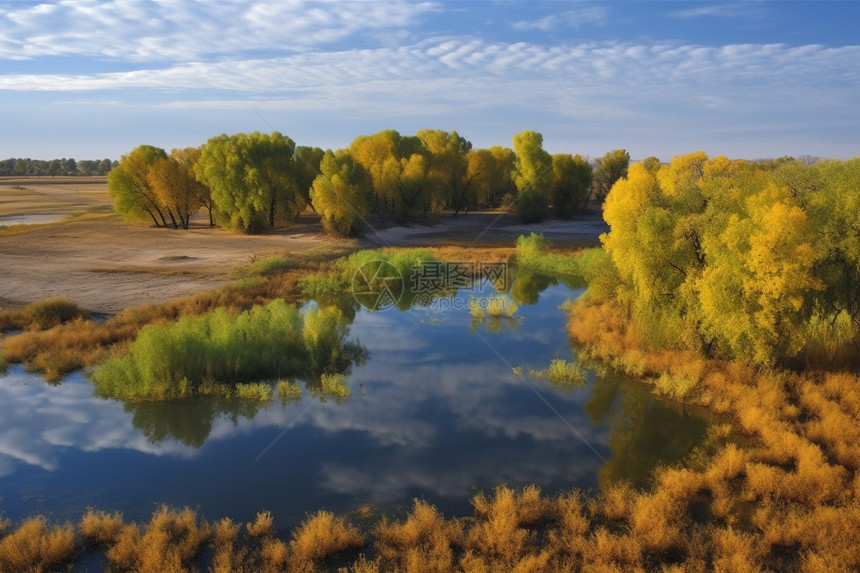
[
  {"x1": 108, "y1": 129, "x2": 629, "y2": 233},
  {"x1": 586, "y1": 152, "x2": 860, "y2": 367},
  {"x1": 0, "y1": 157, "x2": 117, "y2": 176}
]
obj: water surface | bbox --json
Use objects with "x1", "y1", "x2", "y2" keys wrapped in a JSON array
[{"x1": 0, "y1": 278, "x2": 712, "y2": 531}]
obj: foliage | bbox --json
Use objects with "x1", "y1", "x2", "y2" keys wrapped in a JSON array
[
  {"x1": 528, "y1": 358, "x2": 588, "y2": 389},
  {"x1": 310, "y1": 149, "x2": 372, "y2": 236},
  {"x1": 91, "y1": 300, "x2": 363, "y2": 401},
  {"x1": 550, "y1": 153, "x2": 592, "y2": 218},
  {"x1": 108, "y1": 145, "x2": 210, "y2": 229},
  {"x1": 0, "y1": 156, "x2": 116, "y2": 176},
  {"x1": 514, "y1": 233, "x2": 584, "y2": 281},
  {"x1": 511, "y1": 130, "x2": 552, "y2": 223},
  {"x1": 197, "y1": 131, "x2": 303, "y2": 232},
  {"x1": 591, "y1": 148, "x2": 630, "y2": 204},
  {"x1": 597, "y1": 152, "x2": 860, "y2": 366},
  {"x1": 0, "y1": 297, "x2": 84, "y2": 331},
  {"x1": 0, "y1": 516, "x2": 76, "y2": 572},
  {"x1": 108, "y1": 145, "x2": 170, "y2": 227}
]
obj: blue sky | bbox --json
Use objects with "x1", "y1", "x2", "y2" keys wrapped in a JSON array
[{"x1": 1, "y1": 1, "x2": 858, "y2": 161}]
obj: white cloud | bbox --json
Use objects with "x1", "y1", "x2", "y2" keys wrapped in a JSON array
[
  {"x1": 0, "y1": 371, "x2": 195, "y2": 477},
  {"x1": 670, "y1": 3, "x2": 763, "y2": 19},
  {"x1": 0, "y1": 0, "x2": 438, "y2": 61},
  {"x1": 512, "y1": 6, "x2": 608, "y2": 32}
]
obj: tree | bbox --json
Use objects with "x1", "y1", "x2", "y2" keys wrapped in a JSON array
[
  {"x1": 417, "y1": 129, "x2": 473, "y2": 215},
  {"x1": 511, "y1": 130, "x2": 552, "y2": 223},
  {"x1": 146, "y1": 148, "x2": 210, "y2": 229},
  {"x1": 591, "y1": 149, "x2": 630, "y2": 204},
  {"x1": 550, "y1": 153, "x2": 592, "y2": 218},
  {"x1": 197, "y1": 131, "x2": 303, "y2": 233},
  {"x1": 294, "y1": 146, "x2": 325, "y2": 206},
  {"x1": 108, "y1": 145, "x2": 173, "y2": 227},
  {"x1": 350, "y1": 130, "x2": 432, "y2": 223},
  {"x1": 310, "y1": 150, "x2": 372, "y2": 236}
]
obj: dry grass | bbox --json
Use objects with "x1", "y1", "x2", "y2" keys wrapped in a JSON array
[
  {"x1": 374, "y1": 500, "x2": 464, "y2": 572},
  {"x1": 79, "y1": 508, "x2": 124, "y2": 546},
  {"x1": 104, "y1": 505, "x2": 210, "y2": 573},
  {"x1": 0, "y1": 516, "x2": 75, "y2": 572},
  {"x1": 289, "y1": 510, "x2": 364, "y2": 571}
]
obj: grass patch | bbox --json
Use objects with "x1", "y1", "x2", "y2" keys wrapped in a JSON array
[
  {"x1": 230, "y1": 255, "x2": 293, "y2": 278},
  {"x1": 234, "y1": 382, "x2": 273, "y2": 402},
  {"x1": 528, "y1": 358, "x2": 588, "y2": 389},
  {"x1": 0, "y1": 297, "x2": 84, "y2": 331},
  {"x1": 514, "y1": 232, "x2": 585, "y2": 280},
  {"x1": 277, "y1": 379, "x2": 302, "y2": 403},
  {"x1": 91, "y1": 300, "x2": 363, "y2": 401}
]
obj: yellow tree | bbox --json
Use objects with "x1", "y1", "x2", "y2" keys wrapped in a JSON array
[
  {"x1": 108, "y1": 145, "x2": 172, "y2": 227},
  {"x1": 309, "y1": 150, "x2": 371, "y2": 236},
  {"x1": 511, "y1": 130, "x2": 552, "y2": 223}
]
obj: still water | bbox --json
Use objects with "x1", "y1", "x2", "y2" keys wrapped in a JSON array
[{"x1": 0, "y1": 277, "x2": 711, "y2": 531}]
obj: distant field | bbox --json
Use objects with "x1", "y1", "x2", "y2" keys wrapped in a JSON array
[
  {"x1": 0, "y1": 176, "x2": 111, "y2": 217},
  {"x1": 0, "y1": 179, "x2": 605, "y2": 313}
]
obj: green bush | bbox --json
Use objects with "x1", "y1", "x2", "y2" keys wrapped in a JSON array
[
  {"x1": 516, "y1": 190, "x2": 549, "y2": 223},
  {"x1": 92, "y1": 300, "x2": 363, "y2": 402},
  {"x1": 529, "y1": 359, "x2": 588, "y2": 389}
]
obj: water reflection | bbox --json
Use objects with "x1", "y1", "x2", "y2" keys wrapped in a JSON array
[
  {"x1": 0, "y1": 270, "x2": 714, "y2": 528},
  {"x1": 585, "y1": 371, "x2": 711, "y2": 489}
]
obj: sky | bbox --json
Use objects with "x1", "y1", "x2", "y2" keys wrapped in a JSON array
[{"x1": 0, "y1": 0, "x2": 858, "y2": 161}]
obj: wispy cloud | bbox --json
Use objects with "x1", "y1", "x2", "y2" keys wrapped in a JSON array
[
  {"x1": 512, "y1": 6, "x2": 608, "y2": 32},
  {"x1": 670, "y1": 2, "x2": 763, "y2": 19},
  {"x1": 0, "y1": 0, "x2": 438, "y2": 61}
]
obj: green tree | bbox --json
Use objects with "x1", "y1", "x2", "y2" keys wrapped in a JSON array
[
  {"x1": 108, "y1": 145, "x2": 173, "y2": 227},
  {"x1": 591, "y1": 149, "x2": 630, "y2": 204},
  {"x1": 511, "y1": 130, "x2": 552, "y2": 223},
  {"x1": 310, "y1": 149, "x2": 372, "y2": 236},
  {"x1": 550, "y1": 153, "x2": 592, "y2": 218},
  {"x1": 294, "y1": 146, "x2": 325, "y2": 206},
  {"x1": 197, "y1": 131, "x2": 303, "y2": 233}
]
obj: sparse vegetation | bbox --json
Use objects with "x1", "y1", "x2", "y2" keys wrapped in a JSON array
[
  {"x1": 0, "y1": 297, "x2": 84, "y2": 331},
  {"x1": 528, "y1": 358, "x2": 588, "y2": 389}
]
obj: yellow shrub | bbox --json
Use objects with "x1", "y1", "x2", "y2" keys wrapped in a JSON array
[
  {"x1": 374, "y1": 500, "x2": 463, "y2": 571},
  {"x1": 289, "y1": 510, "x2": 363, "y2": 568},
  {"x1": 79, "y1": 508, "x2": 124, "y2": 545},
  {"x1": 0, "y1": 516, "x2": 76, "y2": 572}
]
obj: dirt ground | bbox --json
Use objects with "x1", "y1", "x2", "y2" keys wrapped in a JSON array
[{"x1": 0, "y1": 177, "x2": 606, "y2": 314}]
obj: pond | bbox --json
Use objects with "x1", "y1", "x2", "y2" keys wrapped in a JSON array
[
  {"x1": 0, "y1": 273, "x2": 714, "y2": 532},
  {"x1": 0, "y1": 214, "x2": 65, "y2": 226}
]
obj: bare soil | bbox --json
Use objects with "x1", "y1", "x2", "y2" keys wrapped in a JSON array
[{"x1": 0, "y1": 178, "x2": 605, "y2": 314}]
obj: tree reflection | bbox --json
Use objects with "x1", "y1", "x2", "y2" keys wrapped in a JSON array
[
  {"x1": 125, "y1": 397, "x2": 265, "y2": 448},
  {"x1": 585, "y1": 370, "x2": 711, "y2": 490}
]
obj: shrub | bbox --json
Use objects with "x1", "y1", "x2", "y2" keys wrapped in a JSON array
[
  {"x1": 80, "y1": 509, "x2": 125, "y2": 545},
  {"x1": 515, "y1": 232, "x2": 551, "y2": 259},
  {"x1": 374, "y1": 500, "x2": 463, "y2": 572},
  {"x1": 528, "y1": 359, "x2": 587, "y2": 389},
  {"x1": 289, "y1": 510, "x2": 363, "y2": 568},
  {"x1": 235, "y1": 382, "x2": 273, "y2": 401},
  {"x1": 92, "y1": 300, "x2": 362, "y2": 401},
  {"x1": 277, "y1": 379, "x2": 302, "y2": 402},
  {"x1": 0, "y1": 516, "x2": 76, "y2": 572},
  {"x1": 0, "y1": 297, "x2": 84, "y2": 332},
  {"x1": 515, "y1": 190, "x2": 549, "y2": 223}
]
